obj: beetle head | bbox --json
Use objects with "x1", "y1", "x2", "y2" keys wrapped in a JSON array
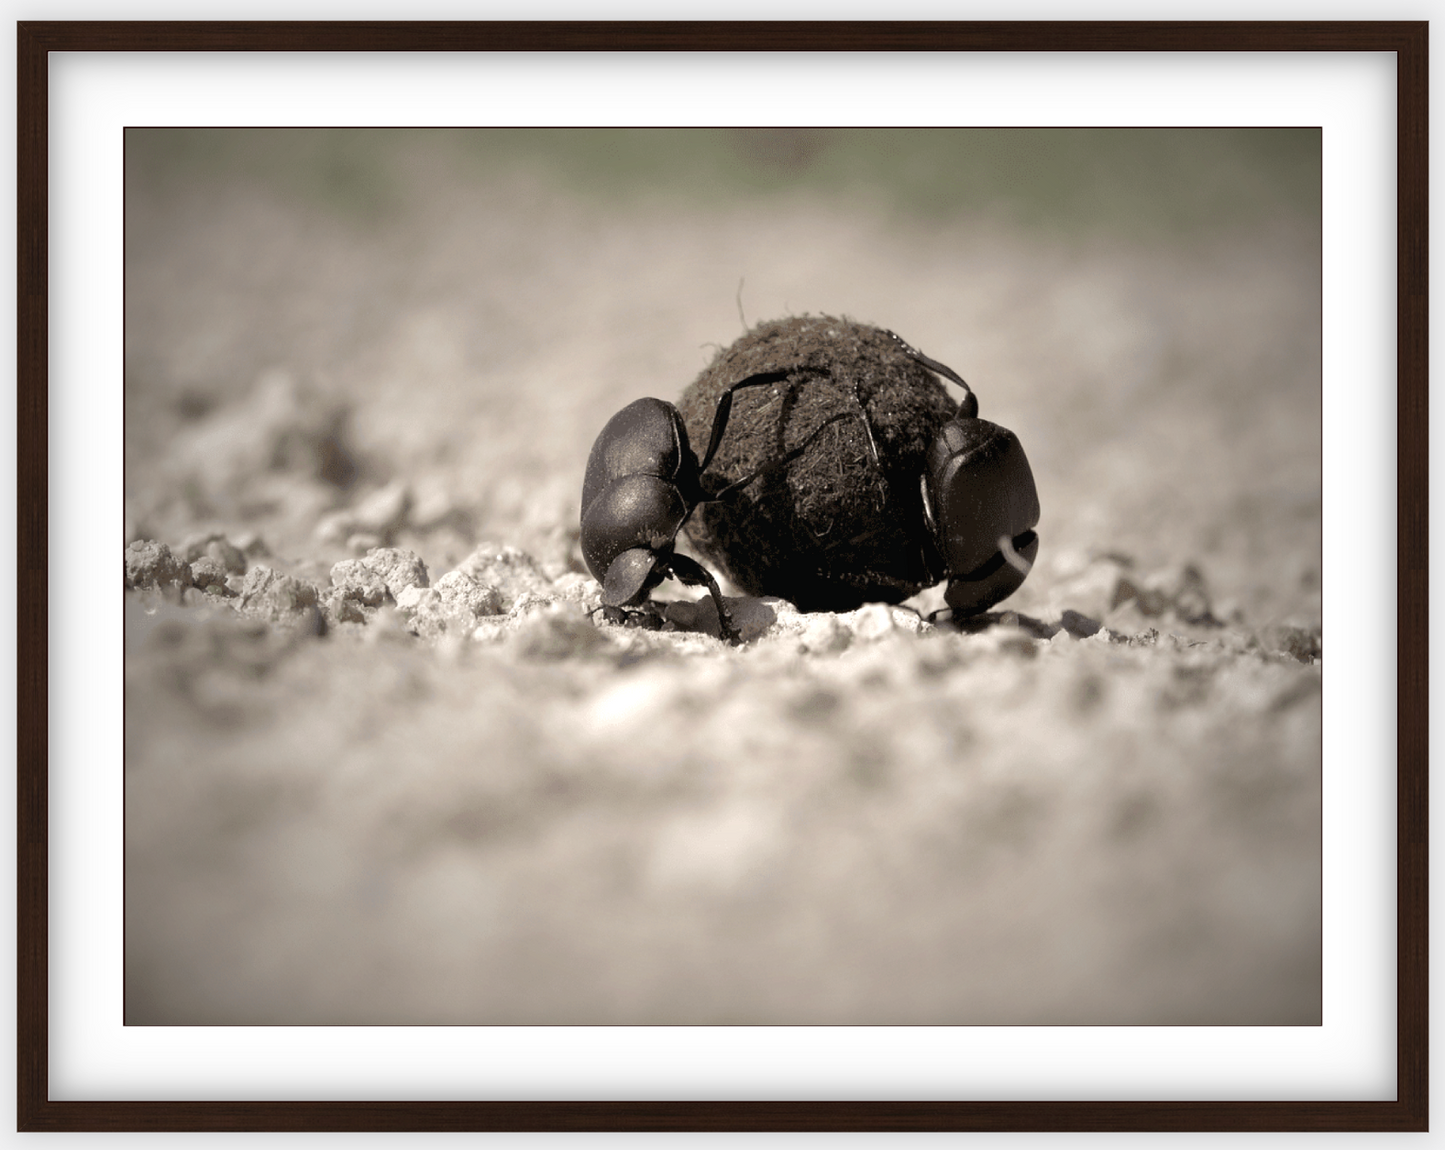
[
  {"x1": 923, "y1": 416, "x2": 1041, "y2": 616},
  {"x1": 601, "y1": 546, "x2": 670, "y2": 608}
]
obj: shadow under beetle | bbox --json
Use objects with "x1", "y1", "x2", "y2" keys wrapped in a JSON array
[{"x1": 580, "y1": 370, "x2": 847, "y2": 644}]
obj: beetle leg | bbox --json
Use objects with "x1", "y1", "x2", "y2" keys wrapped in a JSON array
[
  {"x1": 696, "y1": 369, "x2": 793, "y2": 476},
  {"x1": 666, "y1": 552, "x2": 741, "y2": 645},
  {"x1": 697, "y1": 366, "x2": 836, "y2": 478},
  {"x1": 882, "y1": 328, "x2": 978, "y2": 419},
  {"x1": 699, "y1": 411, "x2": 854, "y2": 505}
]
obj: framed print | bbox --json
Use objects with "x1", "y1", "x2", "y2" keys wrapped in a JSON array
[{"x1": 18, "y1": 21, "x2": 1425, "y2": 1132}]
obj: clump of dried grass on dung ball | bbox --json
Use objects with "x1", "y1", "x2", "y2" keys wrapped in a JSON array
[{"x1": 678, "y1": 315, "x2": 957, "y2": 612}]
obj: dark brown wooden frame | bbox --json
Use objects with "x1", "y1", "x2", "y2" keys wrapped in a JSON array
[{"x1": 16, "y1": 21, "x2": 1427, "y2": 1133}]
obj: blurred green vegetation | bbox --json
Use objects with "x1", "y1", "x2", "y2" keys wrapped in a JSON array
[{"x1": 127, "y1": 126, "x2": 1319, "y2": 237}]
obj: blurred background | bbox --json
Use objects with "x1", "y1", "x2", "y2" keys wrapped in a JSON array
[
  {"x1": 125, "y1": 128, "x2": 1321, "y2": 615},
  {"x1": 125, "y1": 129, "x2": 1322, "y2": 1024}
]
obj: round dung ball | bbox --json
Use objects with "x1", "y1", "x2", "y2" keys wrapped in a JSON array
[{"x1": 678, "y1": 315, "x2": 958, "y2": 611}]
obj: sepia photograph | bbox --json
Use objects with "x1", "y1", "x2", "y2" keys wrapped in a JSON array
[{"x1": 123, "y1": 126, "x2": 1322, "y2": 1026}]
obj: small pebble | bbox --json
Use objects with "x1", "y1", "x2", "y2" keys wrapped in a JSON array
[
  {"x1": 359, "y1": 548, "x2": 430, "y2": 599},
  {"x1": 125, "y1": 540, "x2": 189, "y2": 591},
  {"x1": 1061, "y1": 610, "x2": 1102, "y2": 638},
  {"x1": 188, "y1": 556, "x2": 233, "y2": 593},
  {"x1": 236, "y1": 566, "x2": 322, "y2": 632}
]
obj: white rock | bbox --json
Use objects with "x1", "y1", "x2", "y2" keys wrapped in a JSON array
[
  {"x1": 456, "y1": 542, "x2": 552, "y2": 611},
  {"x1": 330, "y1": 558, "x2": 389, "y2": 606},
  {"x1": 236, "y1": 566, "x2": 322, "y2": 632},
  {"x1": 359, "y1": 547, "x2": 429, "y2": 598},
  {"x1": 434, "y1": 569, "x2": 504, "y2": 617},
  {"x1": 799, "y1": 614, "x2": 851, "y2": 654},
  {"x1": 850, "y1": 603, "x2": 906, "y2": 642},
  {"x1": 124, "y1": 540, "x2": 189, "y2": 590}
]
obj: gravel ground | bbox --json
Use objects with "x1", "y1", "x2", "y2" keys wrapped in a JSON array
[{"x1": 124, "y1": 130, "x2": 1321, "y2": 1025}]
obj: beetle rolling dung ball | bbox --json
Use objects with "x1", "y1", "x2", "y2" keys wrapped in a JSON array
[
  {"x1": 580, "y1": 395, "x2": 748, "y2": 643},
  {"x1": 679, "y1": 315, "x2": 1040, "y2": 615},
  {"x1": 680, "y1": 316, "x2": 1041, "y2": 615},
  {"x1": 579, "y1": 313, "x2": 1040, "y2": 640}
]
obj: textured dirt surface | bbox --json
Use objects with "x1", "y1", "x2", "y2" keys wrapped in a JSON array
[{"x1": 124, "y1": 130, "x2": 1321, "y2": 1024}]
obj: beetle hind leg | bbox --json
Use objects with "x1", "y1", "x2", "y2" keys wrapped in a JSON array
[{"x1": 667, "y1": 553, "x2": 742, "y2": 645}]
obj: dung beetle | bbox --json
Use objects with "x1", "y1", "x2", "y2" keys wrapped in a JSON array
[
  {"x1": 580, "y1": 369, "x2": 844, "y2": 644},
  {"x1": 881, "y1": 330, "x2": 1040, "y2": 618}
]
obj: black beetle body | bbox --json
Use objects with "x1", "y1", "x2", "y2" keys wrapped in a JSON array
[
  {"x1": 580, "y1": 397, "x2": 711, "y2": 623},
  {"x1": 887, "y1": 332, "x2": 1041, "y2": 616},
  {"x1": 580, "y1": 371, "x2": 832, "y2": 644}
]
